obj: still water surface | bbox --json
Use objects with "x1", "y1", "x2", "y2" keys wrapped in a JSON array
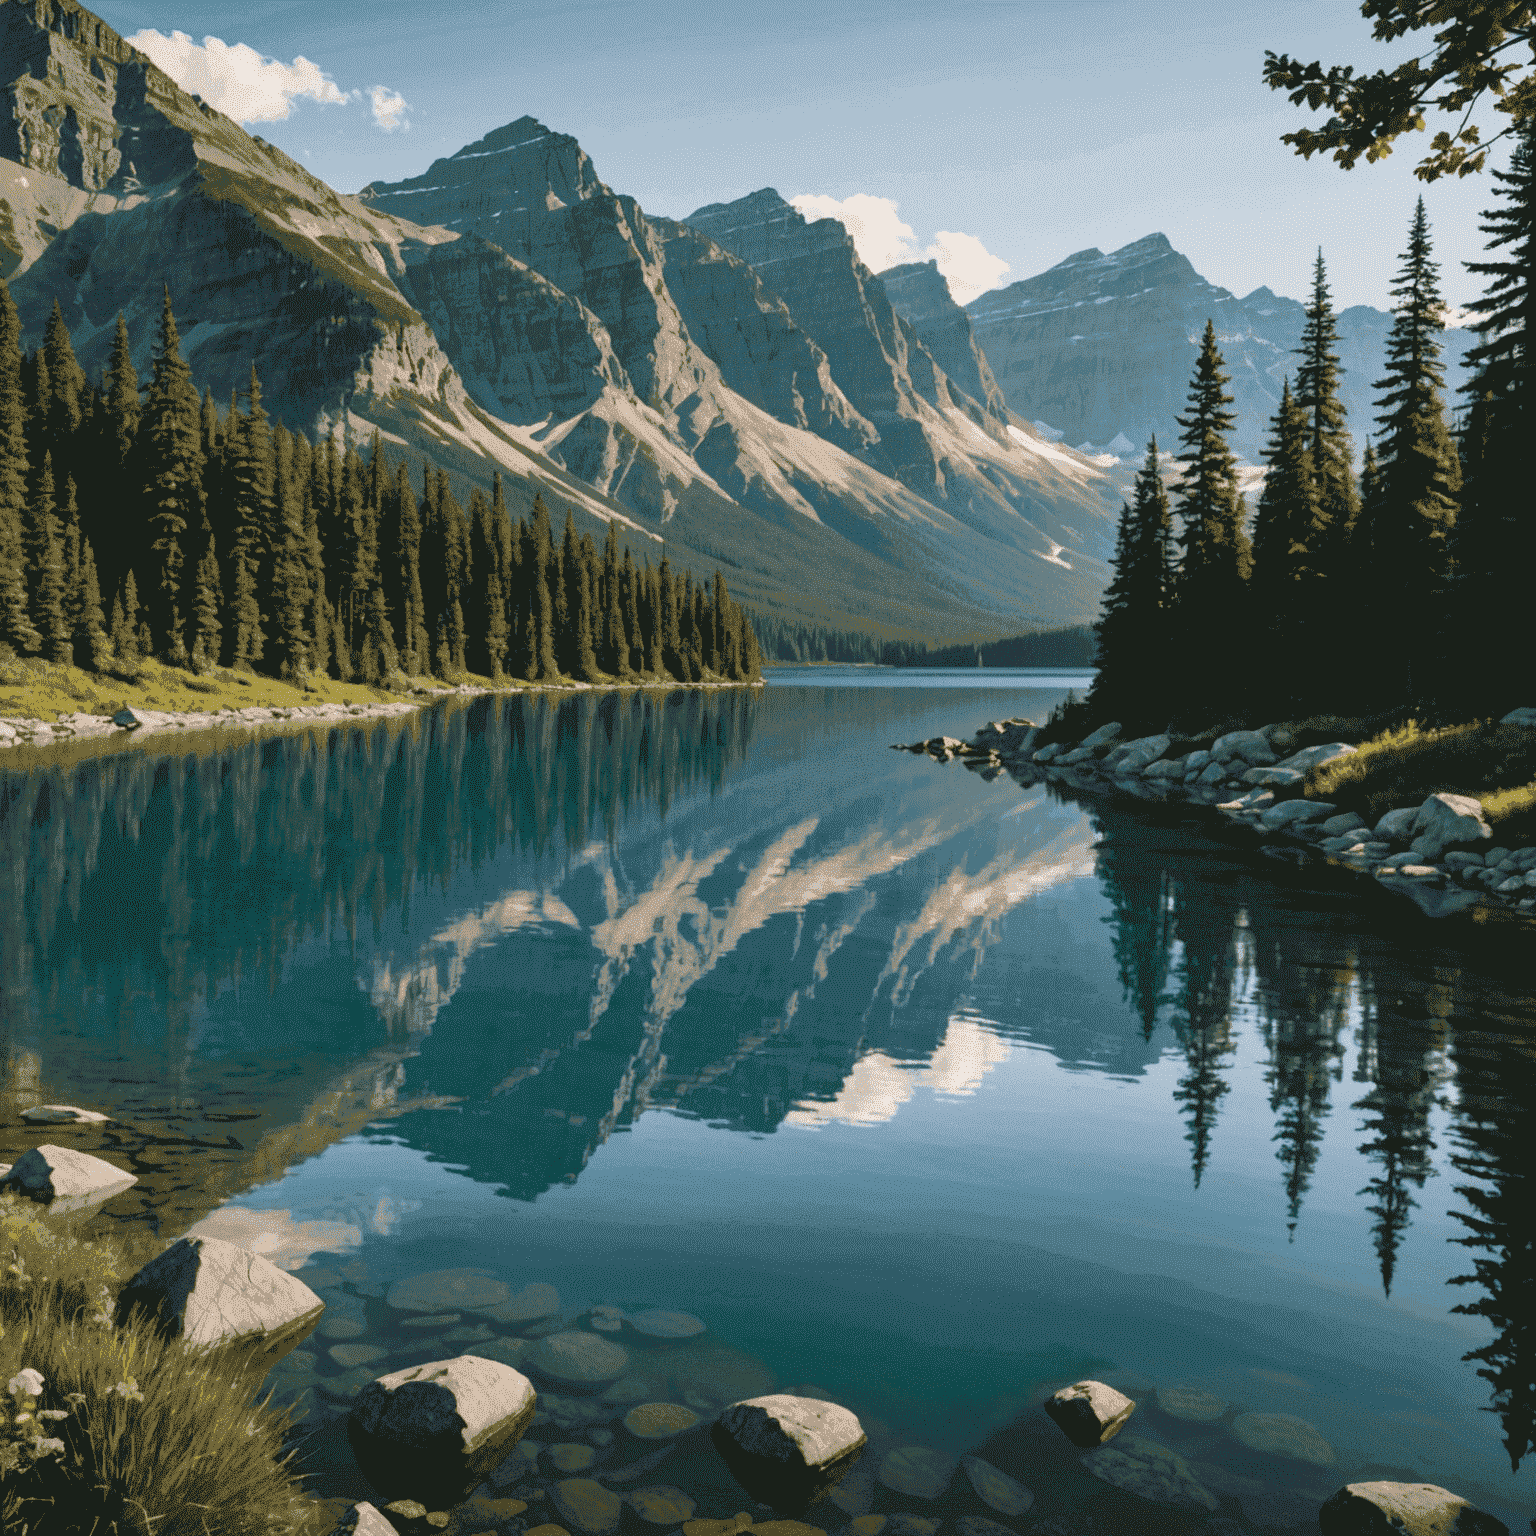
[{"x1": 2, "y1": 675, "x2": 1533, "y2": 1530}]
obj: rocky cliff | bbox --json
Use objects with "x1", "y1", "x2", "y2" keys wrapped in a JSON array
[
  {"x1": 967, "y1": 232, "x2": 1475, "y2": 463},
  {"x1": 879, "y1": 258, "x2": 1007, "y2": 422}
]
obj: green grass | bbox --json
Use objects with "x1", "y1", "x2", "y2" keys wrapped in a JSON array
[
  {"x1": 1306, "y1": 719, "x2": 1536, "y2": 831},
  {"x1": 1, "y1": 1198, "x2": 324, "y2": 1536}
]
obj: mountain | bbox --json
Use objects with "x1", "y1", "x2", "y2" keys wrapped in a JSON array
[
  {"x1": 966, "y1": 233, "x2": 1476, "y2": 464},
  {"x1": 879, "y1": 258, "x2": 1008, "y2": 421},
  {"x1": 0, "y1": 2, "x2": 1125, "y2": 642}
]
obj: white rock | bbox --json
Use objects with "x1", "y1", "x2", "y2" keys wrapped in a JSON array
[
  {"x1": 349, "y1": 1355, "x2": 537, "y2": 1501},
  {"x1": 333, "y1": 1502, "x2": 399, "y2": 1536},
  {"x1": 1410, "y1": 793, "x2": 1493, "y2": 862},
  {"x1": 1045, "y1": 1381, "x2": 1135, "y2": 1447},
  {"x1": 1318, "y1": 1480, "x2": 1507, "y2": 1535},
  {"x1": 716, "y1": 1393, "x2": 865, "y2": 1473},
  {"x1": 116, "y1": 1235, "x2": 322, "y2": 1360},
  {"x1": 1276, "y1": 742, "x2": 1356, "y2": 774},
  {"x1": 19, "y1": 1104, "x2": 111, "y2": 1124},
  {"x1": 0, "y1": 1144, "x2": 136, "y2": 1213}
]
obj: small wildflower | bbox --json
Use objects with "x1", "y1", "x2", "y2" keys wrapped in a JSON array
[
  {"x1": 33, "y1": 1436, "x2": 65, "y2": 1456},
  {"x1": 109, "y1": 1379, "x2": 145, "y2": 1402},
  {"x1": 64, "y1": 1392, "x2": 87, "y2": 1406},
  {"x1": 36, "y1": 1409, "x2": 69, "y2": 1421},
  {"x1": 7, "y1": 1368, "x2": 44, "y2": 1398}
]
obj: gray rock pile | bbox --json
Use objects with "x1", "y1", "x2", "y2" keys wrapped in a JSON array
[{"x1": 920, "y1": 708, "x2": 1536, "y2": 920}]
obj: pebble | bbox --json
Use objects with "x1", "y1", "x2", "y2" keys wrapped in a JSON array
[
  {"x1": 530, "y1": 1331, "x2": 632, "y2": 1387},
  {"x1": 624, "y1": 1403, "x2": 701, "y2": 1441},
  {"x1": 1227, "y1": 1411, "x2": 1335, "y2": 1466},
  {"x1": 329, "y1": 1343, "x2": 388, "y2": 1369},
  {"x1": 1081, "y1": 1434, "x2": 1219, "y2": 1511},
  {"x1": 386, "y1": 1268, "x2": 511, "y2": 1315},
  {"x1": 1154, "y1": 1384, "x2": 1229, "y2": 1424},
  {"x1": 317, "y1": 1365, "x2": 381, "y2": 1402},
  {"x1": 475, "y1": 1337, "x2": 531, "y2": 1369},
  {"x1": 628, "y1": 1310, "x2": 706, "y2": 1339},
  {"x1": 550, "y1": 1478, "x2": 623, "y2": 1535},
  {"x1": 627, "y1": 1487, "x2": 697, "y2": 1525},
  {"x1": 603, "y1": 1376, "x2": 662, "y2": 1403},
  {"x1": 549, "y1": 1443, "x2": 598, "y2": 1473},
  {"x1": 961, "y1": 1455, "x2": 1033, "y2": 1516},
  {"x1": 317, "y1": 1315, "x2": 368, "y2": 1340},
  {"x1": 883, "y1": 1519, "x2": 938, "y2": 1536},
  {"x1": 877, "y1": 1447, "x2": 956, "y2": 1500},
  {"x1": 479, "y1": 1282, "x2": 561, "y2": 1325},
  {"x1": 399, "y1": 1312, "x2": 463, "y2": 1330}
]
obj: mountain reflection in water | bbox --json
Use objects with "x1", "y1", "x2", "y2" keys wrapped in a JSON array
[{"x1": 1, "y1": 682, "x2": 1534, "y2": 1520}]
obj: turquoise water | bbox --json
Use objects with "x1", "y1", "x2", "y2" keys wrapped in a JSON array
[{"x1": 2, "y1": 679, "x2": 1532, "y2": 1531}]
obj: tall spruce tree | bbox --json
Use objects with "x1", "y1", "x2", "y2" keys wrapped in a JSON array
[
  {"x1": 26, "y1": 454, "x2": 70, "y2": 663},
  {"x1": 1365, "y1": 199, "x2": 1461, "y2": 703},
  {"x1": 0, "y1": 279, "x2": 39, "y2": 655},
  {"x1": 1174, "y1": 323, "x2": 1250, "y2": 711},
  {"x1": 188, "y1": 536, "x2": 222, "y2": 673},
  {"x1": 74, "y1": 537, "x2": 109, "y2": 670},
  {"x1": 1091, "y1": 437, "x2": 1174, "y2": 726},
  {"x1": 138, "y1": 290, "x2": 203, "y2": 662},
  {"x1": 1450, "y1": 118, "x2": 1534, "y2": 705},
  {"x1": 1295, "y1": 253, "x2": 1358, "y2": 562}
]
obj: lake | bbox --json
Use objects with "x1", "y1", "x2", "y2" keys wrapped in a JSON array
[{"x1": 2, "y1": 674, "x2": 1533, "y2": 1532}]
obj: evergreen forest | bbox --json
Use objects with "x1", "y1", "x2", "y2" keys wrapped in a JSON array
[
  {"x1": 0, "y1": 288, "x2": 761, "y2": 692},
  {"x1": 1091, "y1": 122, "x2": 1532, "y2": 732}
]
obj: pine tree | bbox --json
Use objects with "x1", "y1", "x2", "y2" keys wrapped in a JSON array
[
  {"x1": 60, "y1": 475, "x2": 82, "y2": 639},
  {"x1": 225, "y1": 367, "x2": 275, "y2": 669},
  {"x1": 1173, "y1": 324, "x2": 1250, "y2": 711},
  {"x1": 40, "y1": 299, "x2": 84, "y2": 490},
  {"x1": 0, "y1": 279, "x2": 39, "y2": 655},
  {"x1": 575, "y1": 553, "x2": 601, "y2": 682},
  {"x1": 530, "y1": 493, "x2": 558, "y2": 680},
  {"x1": 189, "y1": 536, "x2": 222, "y2": 672},
  {"x1": 138, "y1": 289, "x2": 204, "y2": 663},
  {"x1": 26, "y1": 454, "x2": 70, "y2": 663},
  {"x1": 74, "y1": 537, "x2": 109, "y2": 670},
  {"x1": 114, "y1": 569, "x2": 143, "y2": 663},
  {"x1": 555, "y1": 511, "x2": 577, "y2": 672},
  {"x1": 1091, "y1": 437, "x2": 1174, "y2": 725},
  {"x1": 1248, "y1": 380, "x2": 1323, "y2": 709},
  {"x1": 1450, "y1": 118, "x2": 1534, "y2": 705},
  {"x1": 624, "y1": 549, "x2": 643, "y2": 674},
  {"x1": 1294, "y1": 253, "x2": 1358, "y2": 570}
]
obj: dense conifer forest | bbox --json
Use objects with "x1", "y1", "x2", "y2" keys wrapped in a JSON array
[
  {"x1": 0, "y1": 287, "x2": 761, "y2": 691},
  {"x1": 754, "y1": 618, "x2": 1095, "y2": 667},
  {"x1": 1090, "y1": 122, "x2": 1532, "y2": 732}
]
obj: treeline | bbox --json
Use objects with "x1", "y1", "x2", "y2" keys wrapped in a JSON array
[
  {"x1": 1092, "y1": 121, "x2": 1532, "y2": 730},
  {"x1": 755, "y1": 616, "x2": 1095, "y2": 667},
  {"x1": 0, "y1": 286, "x2": 761, "y2": 688}
]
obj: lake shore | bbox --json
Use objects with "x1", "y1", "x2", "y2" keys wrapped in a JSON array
[{"x1": 911, "y1": 713, "x2": 1536, "y2": 922}]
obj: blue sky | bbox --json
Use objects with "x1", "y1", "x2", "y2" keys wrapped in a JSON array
[{"x1": 93, "y1": 0, "x2": 1512, "y2": 311}]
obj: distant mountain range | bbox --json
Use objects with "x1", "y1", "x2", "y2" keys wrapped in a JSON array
[
  {"x1": 0, "y1": 0, "x2": 1474, "y2": 638},
  {"x1": 963, "y1": 233, "x2": 1477, "y2": 465}
]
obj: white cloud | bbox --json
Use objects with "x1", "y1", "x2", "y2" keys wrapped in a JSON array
[
  {"x1": 369, "y1": 84, "x2": 411, "y2": 133},
  {"x1": 127, "y1": 29, "x2": 347, "y2": 125},
  {"x1": 789, "y1": 192, "x2": 1011, "y2": 305}
]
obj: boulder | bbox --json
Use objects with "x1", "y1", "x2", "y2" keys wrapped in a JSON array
[
  {"x1": 112, "y1": 707, "x2": 142, "y2": 728},
  {"x1": 627, "y1": 1309, "x2": 706, "y2": 1339},
  {"x1": 1276, "y1": 742, "x2": 1356, "y2": 774},
  {"x1": 1375, "y1": 807, "x2": 1419, "y2": 841},
  {"x1": 115, "y1": 1235, "x2": 322, "y2": 1374},
  {"x1": 1044, "y1": 1381, "x2": 1135, "y2": 1447},
  {"x1": 0, "y1": 1145, "x2": 136, "y2": 1214},
  {"x1": 712, "y1": 1394, "x2": 867, "y2": 1509},
  {"x1": 1104, "y1": 734, "x2": 1171, "y2": 774},
  {"x1": 1184, "y1": 750, "x2": 1211, "y2": 772},
  {"x1": 550, "y1": 1443, "x2": 598, "y2": 1472},
  {"x1": 528, "y1": 1331, "x2": 630, "y2": 1386},
  {"x1": 1153, "y1": 1385, "x2": 1228, "y2": 1424},
  {"x1": 1212, "y1": 730, "x2": 1278, "y2": 767},
  {"x1": 551, "y1": 1479, "x2": 624, "y2": 1535},
  {"x1": 1227, "y1": 1410, "x2": 1334, "y2": 1465},
  {"x1": 1196, "y1": 761, "x2": 1227, "y2": 785},
  {"x1": 333, "y1": 1503, "x2": 400, "y2": 1536},
  {"x1": 628, "y1": 1487, "x2": 698, "y2": 1525},
  {"x1": 624, "y1": 1402, "x2": 701, "y2": 1440},
  {"x1": 1410, "y1": 793, "x2": 1493, "y2": 862},
  {"x1": 1499, "y1": 708, "x2": 1536, "y2": 728},
  {"x1": 387, "y1": 1269, "x2": 512, "y2": 1315},
  {"x1": 1318, "y1": 1481, "x2": 1509, "y2": 1535},
  {"x1": 18, "y1": 1104, "x2": 111, "y2": 1125},
  {"x1": 1057, "y1": 746, "x2": 1094, "y2": 765},
  {"x1": 1242, "y1": 766, "x2": 1305, "y2": 788},
  {"x1": 479, "y1": 1282, "x2": 561, "y2": 1325},
  {"x1": 1079, "y1": 722, "x2": 1122, "y2": 750},
  {"x1": 1321, "y1": 812, "x2": 1371, "y2": 836},
  {"x1": 876, "y1": 1446, "x2": 955, "y2": 1499},
  {"x1": 1142, "y1": 757, "x2": 1188, "y2": 780},
  {"x1": 960, "y1": 1455, "x2": 1033, "y2": 1516},
  {"x1": 1080, "y1": 1434, "x2": 1218, "y2": 1510},
  {"x1": 349, "y1": 1355, "x2": 537, "y2": 1504},
  {"x1": 1032, "y1": 742, "x2": 1063, "y2": 764},
  {"x1": 1258, "y1": 800, "x2": 1337, "y2": 832}
]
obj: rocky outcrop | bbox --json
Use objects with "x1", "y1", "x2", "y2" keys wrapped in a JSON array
[
  {"x1": 880, "y1": 260, "x2": 1007, "y2": 423},
  {"x1": 712, "y1": 1394, "x2": 867, "y2": 1508}
]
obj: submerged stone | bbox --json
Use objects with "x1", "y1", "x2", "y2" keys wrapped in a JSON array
[
  {"x1": 1153, "y1": 1384, "x2": 1228, "y2": 1424},
  {"x1": 876, "y1": 1446, "x2": 955, "y2": 1500},
  {"x1": 625, "y1": 1402, "x2": 701, "y2": 1440},
  {"x1": 530, "y1": 1331, "x2": 631, "y2": 1386},
  {"x1": 1318, "y1": 1480, "x2": 1508, "y2": 1535},
  {"x1": 961, "y1": 1455, "x2": 1033, "y2": 1516},
  {"x1": 477, "y1": 1281, "x2": 562, "y2": 1325},
  {"x1": 1228, "y1": 1410, "x2": 1335, "y2": 1465},
  {"x1": 550, "y1": 1478, "x2": 623, "y2": 1534},
  {"x1": 629, "y1": 1309, "x2": 707, "y2": 1339},
  {"x1": 1081, "y1": 1434, "x2": 1218, "y2": 1510},
  {"x1": 627, "y1": 1487, "x2": 698, "y2": 1525},
  {"x1": 549, "y1": 1442, "x2": 598, "y2": 1472},
  {"x1": 386, "y1": 1268, "x2": 511, "y2": 1315}
]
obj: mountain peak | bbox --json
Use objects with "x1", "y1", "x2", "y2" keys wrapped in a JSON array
[
  {"x1": 449, "y1": 117, "x2": 562, "y2": 160},
  {"x1": 687, "y1": 186, "x2": 793, "y2": 225}
]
